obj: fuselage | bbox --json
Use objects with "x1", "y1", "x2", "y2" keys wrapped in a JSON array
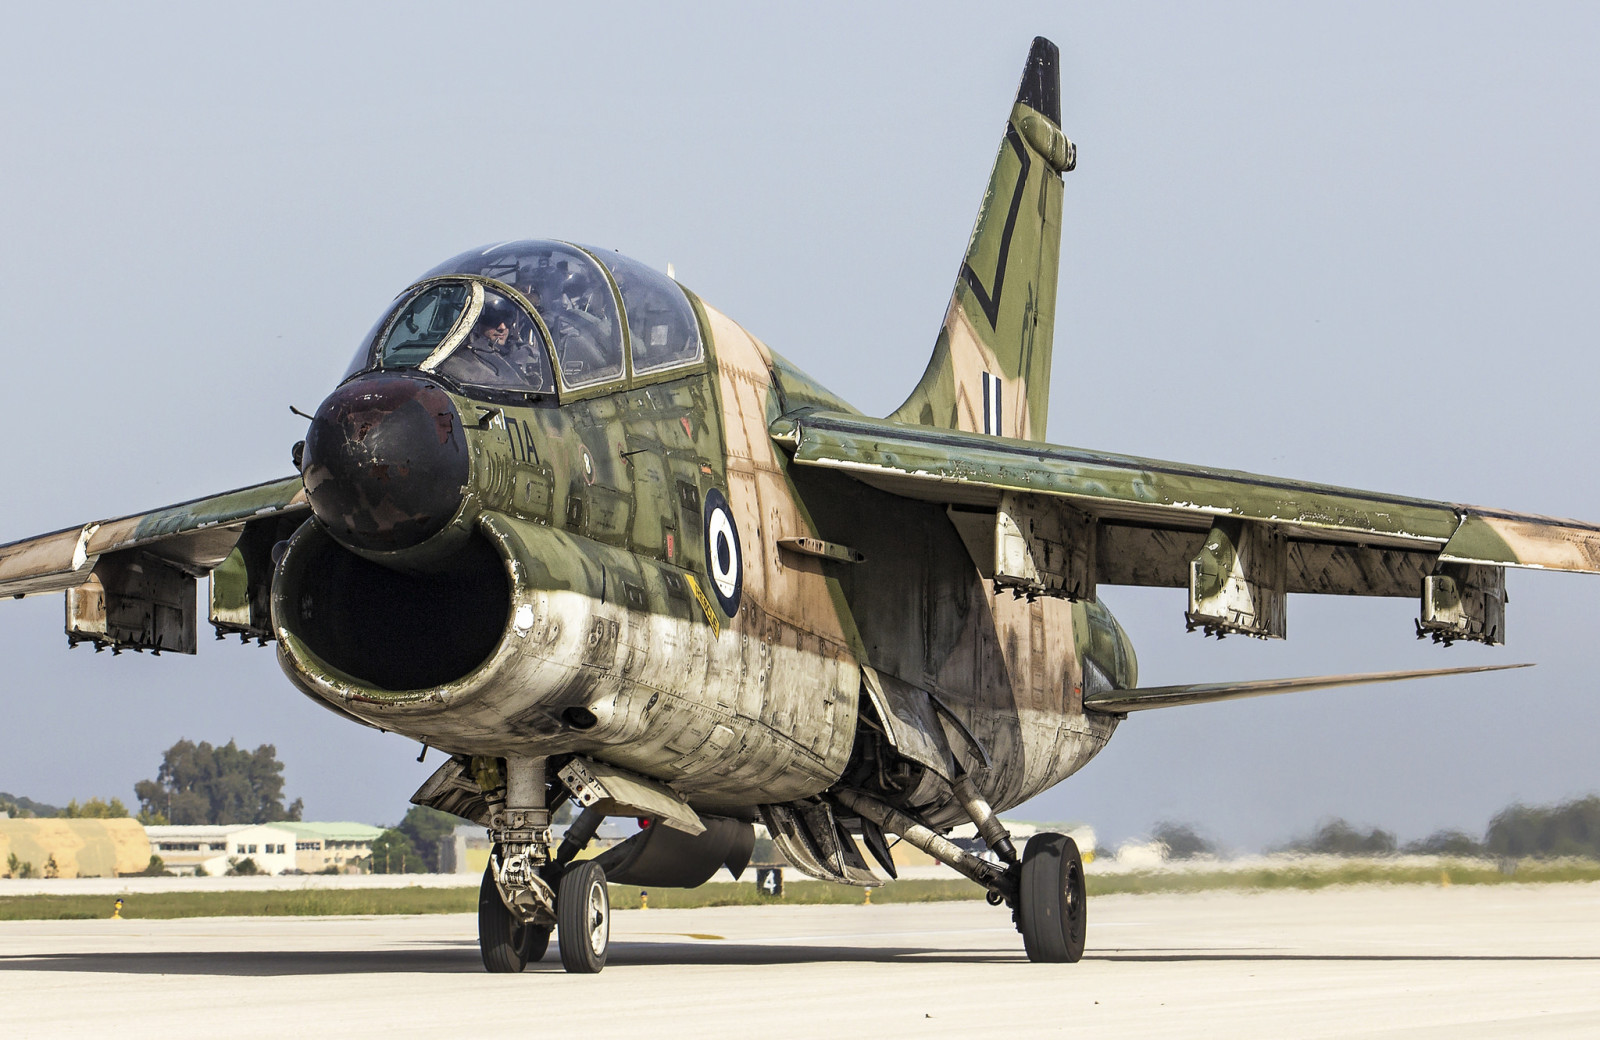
[{"x1": 277, "y1": 241, "x2": 1133, "y2": 822}]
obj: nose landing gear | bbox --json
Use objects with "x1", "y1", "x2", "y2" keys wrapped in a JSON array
[
  {"x1": 476, "y1": 757, "x2": 614, "y2": 974},
  {"x1": 557, "y1": 860, "x2": 611, "y2": 973},
  {"x1": 478, "y1": 865, "x2": 551, "y2": 972},
  {"x1": 477, "y1": 858, "x2": 613, "y2": 973}
]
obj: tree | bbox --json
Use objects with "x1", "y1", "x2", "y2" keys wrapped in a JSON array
[
  {"x1": 1404, "y1": 829, "x2": 1485, "y2": 857},
  {"x1": 1280, "y1": 818, "x2": 1397, "y2": 856},
  {"x1": 59, "y1": 797, "x2": 129, "y2": 819},
  {"x1": 0, "y1": 792, "x2": 60, "y2": 819},
  {"x1": 1486, "y1": 796, "x2": 1600, "y2": 860},
  {"x1": 133, "y1": 739, "x2": 303, "y2": 825},
  {"x1": 397, "y1": 807, "x2": 461, "y2": 873},
  {"x1": 369, "y1": 828, "x2": 425, "y2": 874},
  {"x1": 134, "y1": 855, "x2": 171, "y2": 877},
  {"x1": 1152, "y1": 821, "x2": 1217, "y2": 859}
]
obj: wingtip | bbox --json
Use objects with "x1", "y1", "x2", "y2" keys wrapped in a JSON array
[{"x1": 1016, "y1": 36, "x2": 1060, "y2": 125}]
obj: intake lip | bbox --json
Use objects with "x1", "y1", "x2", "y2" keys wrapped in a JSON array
[{"x1": 301, "y1": 373, "x2": 468, "y2": 553}]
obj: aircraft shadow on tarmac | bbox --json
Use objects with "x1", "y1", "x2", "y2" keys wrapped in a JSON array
[
  {"x1": 0, "y1": 941, "x2": 997, "y2": 976},
  {"x1": 2, "y1": 942, "x2": 1597, "y2": 976},
  {"x1": 1094, "y1": 952, "x2": 1600, "y2": 963}
]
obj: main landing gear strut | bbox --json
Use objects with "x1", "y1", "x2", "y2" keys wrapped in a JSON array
[
  {"x1": 476, "y1": 757, "x2": 612, "y2": 974},
  {"x1": 835, "y1": 786, "x2": 1087, "y2": 963}
]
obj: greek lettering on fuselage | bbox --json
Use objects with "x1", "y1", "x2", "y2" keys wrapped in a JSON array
[{"x1": 504, "y1": 416, "x2": 539, "y2": 466}]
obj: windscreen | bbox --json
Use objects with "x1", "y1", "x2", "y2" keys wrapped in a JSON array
[
  {"x1": 381, "y1": 283, "x2": 472, "y2": 368},
  {"x1": 342, "y1": 281, "x2": 553, "y2": 394}
]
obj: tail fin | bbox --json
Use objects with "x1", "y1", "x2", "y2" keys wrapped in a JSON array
[{"x1": 889, "y1": 37, "x2": 1074, "y2": 442}]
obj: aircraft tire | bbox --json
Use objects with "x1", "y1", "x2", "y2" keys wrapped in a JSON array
[
  {"x1": 478, "y1": 864, "x2": 550, "y2": 972},
  {"x1": 558, "y1": 860, "x2": 610, "y2": 973},
  {"x1": 1018, "y1": 832, "x2": 1087, "y2": 963}
]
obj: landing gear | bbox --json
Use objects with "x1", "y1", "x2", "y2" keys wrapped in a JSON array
[
  {"x1": 478, "y1": 864, "x2": 551, "y2": 972},
  {"x1": 557, "y1": 860, "x2": 610, "y2": 973},
  {"x1": 836, "y1": 788, "x2": 1091, "y2": 964},
  {"x1": 1017, "y1": 832, "x2": 1086, "y2": 963}
]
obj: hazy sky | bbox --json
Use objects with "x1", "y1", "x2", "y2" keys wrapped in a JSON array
[{"x1": 2, "y1": 3, "x2": 1597, "y2": 851}]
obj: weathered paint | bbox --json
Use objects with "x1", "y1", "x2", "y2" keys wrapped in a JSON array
[
  {"x1": 3, "y1": 34, "x2": 1600, "y2": 904},
  {"x1": 890, "y1": 97, "x2": 1065, "y2": 444}
]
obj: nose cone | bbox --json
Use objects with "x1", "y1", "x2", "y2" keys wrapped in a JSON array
[{"x1": 302, "y1": 374, "x2": 469, "y2": 552}]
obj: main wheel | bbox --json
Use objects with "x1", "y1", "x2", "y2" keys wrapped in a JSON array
[
  {"x1": 478, "y1": 864, "x2": 551, "y2": 972},
  {"x1": 557, "y1": 860, "x2": 610, "y2": 973},
  {"x1": 1018, "y1": 832, "x2": 1087, "y2": 963}
]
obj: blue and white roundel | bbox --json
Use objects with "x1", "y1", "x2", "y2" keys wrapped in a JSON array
[{"x1": 702, "y1": 487, "x2": 742, "y2": 616}]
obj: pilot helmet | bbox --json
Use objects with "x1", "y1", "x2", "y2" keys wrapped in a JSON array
[
  {"x1": 553, "y1": 261, "x2": 599, "y2": 306},
  {"x1": 478, "y1": 295, "x2": 518, "y2": 330}
]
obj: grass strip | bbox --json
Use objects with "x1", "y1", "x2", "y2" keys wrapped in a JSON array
[
  {"x1": 0, "y1": 879, "x2": 984, "y2": 921},
  {"x1": 1087, "y1": 859, "x2": 1600, "y2": 896},
  {"x1": 2, "y1": 861, "x2": 1597, "y2": 921},
  {"x1": 0, "y1": 887, "x2": 479, "y2": 921}
]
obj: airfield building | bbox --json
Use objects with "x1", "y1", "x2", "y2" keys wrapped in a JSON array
[
  {"x1": 144, "y1": 824, "x2": 298, "y2": 876},
  {"x1": 0, "y1": 818, "x2": 150, "y2": 878},
  {"x1": 277, "y1": 822, "x2": 384, "y2": 873}
]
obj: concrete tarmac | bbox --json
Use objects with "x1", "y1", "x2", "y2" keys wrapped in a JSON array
[{"x1": 3, "y1": 884, "x2": 1598, "y2": 1038}]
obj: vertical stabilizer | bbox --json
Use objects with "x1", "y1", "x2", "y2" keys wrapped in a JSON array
[{"x1": 889, "y1": 37, "x2": 1074, "y2": 442}]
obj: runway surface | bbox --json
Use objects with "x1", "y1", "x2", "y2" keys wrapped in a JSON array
[{"x1": 4, "y1": 884, "x2": 1598, "y2": 1038}]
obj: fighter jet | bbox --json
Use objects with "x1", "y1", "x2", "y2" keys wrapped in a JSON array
[{"x1": 3, "y1": 37, "x2": 1597, "y2": 972}]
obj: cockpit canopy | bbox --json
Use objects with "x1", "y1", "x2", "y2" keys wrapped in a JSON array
[{"x1": 342, "y1": 240, "x2": 704, "y2": 397}]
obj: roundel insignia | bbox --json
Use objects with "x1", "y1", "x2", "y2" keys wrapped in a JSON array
[
  {"x1": 581, "y1": 448, "x2": 595, "y2": 486},
  {"x1": 702, "y1": 487, "x2": 742, "y2": 617}
]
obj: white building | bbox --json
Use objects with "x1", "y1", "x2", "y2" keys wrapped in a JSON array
[
  {"x1": 145, "y1": 824, "x2": 298, "y2": 876},
  {"x1": 275, "y1": 822, "x2": 384, "y2": 874}
]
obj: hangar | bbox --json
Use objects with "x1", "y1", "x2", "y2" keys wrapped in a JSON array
[{"x1": 0, "y1": 817, "x2": 150, "y2": 878}]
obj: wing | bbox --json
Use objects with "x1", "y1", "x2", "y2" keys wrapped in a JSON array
[
  {"x1": 0, "y1": 476, "x2": 308, "y2": 652},
  {"x1": 773, "y1": 411, "x2": 1600, "y2": 644}
]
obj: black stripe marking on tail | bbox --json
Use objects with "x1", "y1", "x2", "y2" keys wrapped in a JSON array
[{"x1": 960, "y1": 124, "x2": 1030, "y2": 330}]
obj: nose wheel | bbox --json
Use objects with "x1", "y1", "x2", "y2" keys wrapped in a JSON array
[
  {"x1": 1017, "y1": 832, "x2": 1087, "y2": 962},
  {"x1": 478, "y1": 864, "x2": 551, "y2": 972},
  {"x1": 557, "y1": 860, "x2": 611, "y2": 973}
]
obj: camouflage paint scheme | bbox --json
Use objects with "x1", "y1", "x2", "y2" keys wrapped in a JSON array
[{"x1": 3, "y1": 38, "x2": 1600, "y2": 892}]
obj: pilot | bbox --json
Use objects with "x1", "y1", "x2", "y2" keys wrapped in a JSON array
[
  {"x1": 545, "y1": 261, "x2": 617, "y2": 380},
  {"x1": 439, "y1": 296, "x2": 549, "y2": 390},
  {"x1": 471, "y1": 300, "x2": 515, "y2": 351}
]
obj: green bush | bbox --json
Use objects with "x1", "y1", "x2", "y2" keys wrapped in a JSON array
[
  {"x1": 1486, "y1": 797, "x2": 1600, "y2": 860},
  {"x1": 1278, "y1": 818, "x2": 1397, "y2": 856}
]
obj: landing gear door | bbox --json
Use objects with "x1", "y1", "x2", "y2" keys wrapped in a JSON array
[{"x1": 860, "y1": 666, "x2": 958, "y2": 781}]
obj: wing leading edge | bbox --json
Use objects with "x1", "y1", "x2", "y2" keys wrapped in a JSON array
[
  {"x1": 0, "y1": 476, "x2": 308, "y2": 653},
  {"x1": 772, "y1": 411, "x2": 1600, "y2": 644}
]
